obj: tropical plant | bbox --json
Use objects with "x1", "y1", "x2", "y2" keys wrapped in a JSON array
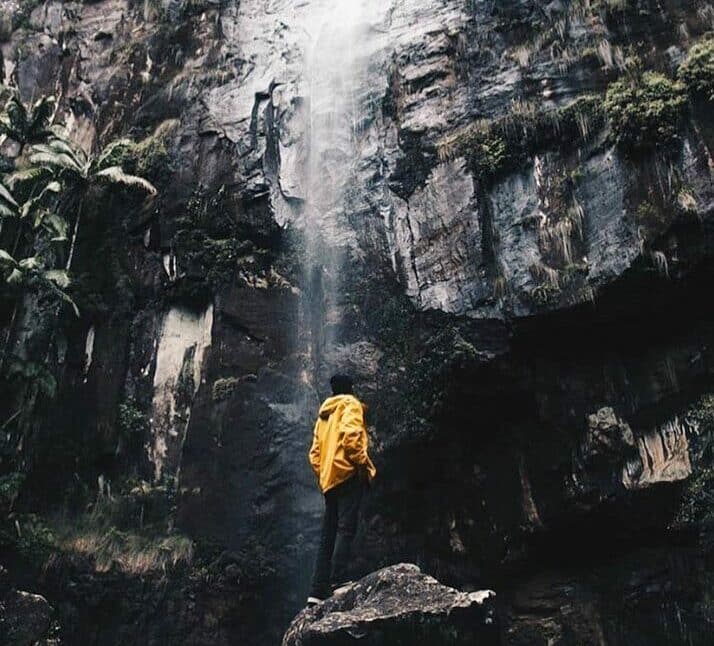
[
  {"x1": 0, "y1": 93, "x2": 55, "y2": 149},
  {"x1": 0, "y1": 179, "x2": 18, "y2": 218},
  {"x1": 0, "y1": 249, "x2": 77, "y2": 315},
  {"x1": 28, "y1": 136, "x2": 157, "y2": 269}
]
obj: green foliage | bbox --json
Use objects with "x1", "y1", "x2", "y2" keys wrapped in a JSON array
[
  {"x1": 370, "y1": 291, "x2": 416, "y2": 356},
  {"x1": 132, "y1": 121, "x2": 176, "y2": 185},
  {"x1": 212, "y1": 377, "x2": 239, "y2": 402},
  {"x1": 410, "y1": 325, "x2": 480, "y2": 426},
  {"x1": 50, "y1": 477, "x2": 195, "y2": 573},
  {"x1": 0, "y1": 93, "x2": 156, "y2": 420},
  {"x1": 679, "y1": 36, "x2": 714, "y2": 102},
  {"x1": 0, "y1": 472, "x2": 25, "y2": 512},
  {"x1": 5, "y1": 358, "x2": 57, "y2": 398},
  {"x1": 0, "y1": 250, "x2": 78, "y2": 316},
  {"x1": 635, "y1": 200, "x2": 665, "y2": 226},
  {"x1": 530, "y1": 282, "x2": 561, "y2": 306},
  {"x1": 105, "y1": 121, "x2": 177, "y2": 187},
  {"x1": 169, "y1": 184, "x2": 282, "y2": 302},
  {"x1": 118, "y1": 397, "x2": 148, "y2": 438},
  {"x1": 672, "y1": 395, "x2": 714, "y2": 550},
  {"x1": 0, "y1": 513, "x2": 56, "y2": 564},
  {"x1": 604, "y1": 72, "x2": 686, "y2": 155},
  {"x1": 439, "y1": 96, "x2": 604, "y2": 182},
  {"x1": 0, "y1": 92, "x2": 54, "y2": 147}
]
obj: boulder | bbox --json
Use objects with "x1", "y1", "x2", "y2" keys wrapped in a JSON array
[
  {"x1": 283, "y1": 563, "x2": 497, "y2": 646},
  {"x1": 0, "y1": 588, "x2": 52, "y2": 645}
]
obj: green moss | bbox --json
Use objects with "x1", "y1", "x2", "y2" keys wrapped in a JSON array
[
  {"x1": 131, "y1": 121, "x2": 177, "y2": 186},
  {"x1": 439, "y1": 96, "x2": 604, "y2": 182},
  {"x1": 118, "y1": 397, "x2": 147, "y2": 438},
  {"x1": 173, "y1": 229, "x2": 255, "y2": 287},
  {"x1": 679, "y1": 36, "x2": 714, "y2": 102},
  {"x1": 410, "y1": 325, "x2": 481, "y2": 423},
  {"x1": 604, "y1": 71, "x2": 686, "y2": 155},
  {"x1": 98, "y1": 122, "x2": 176, "y2": 187},
  {"x1": 212, "y1": 377, "x2": 240, "y2": 402}
]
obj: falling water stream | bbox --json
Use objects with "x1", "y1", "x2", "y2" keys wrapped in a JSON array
[
  {"x1": 268, "y1": 0, "x2": 390, "y2": 616},
  {"x1": 300, "y1": 0, "x2": 386, "y2": 376}
]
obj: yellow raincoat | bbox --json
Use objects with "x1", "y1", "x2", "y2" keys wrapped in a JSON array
[{"x1": 309, "y1": 394, "x2": 377, "y2": 494}]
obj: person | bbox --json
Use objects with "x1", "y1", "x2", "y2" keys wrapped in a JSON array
[{"x1": 307, "y1": 374, "x2": 377, "y2": 605}]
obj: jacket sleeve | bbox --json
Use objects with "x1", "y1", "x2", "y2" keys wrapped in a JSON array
[
  {"x1": 341, "y1": 399, "x2": 370, "y2": 467},
  {"x1": 308, "y1": 422, "x2": 321, "y2": 479}
]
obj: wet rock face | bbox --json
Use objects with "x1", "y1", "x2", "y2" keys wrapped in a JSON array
[{"x1": 283, "y1": 564, "x2": 497, "y2": 646}]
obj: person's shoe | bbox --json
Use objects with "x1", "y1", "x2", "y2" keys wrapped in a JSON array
[{"x1": 306, "y1": 595, "x2": 324, "y2": 607}]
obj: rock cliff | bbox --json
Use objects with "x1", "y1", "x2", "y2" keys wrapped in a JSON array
[{"x1": 0, "y1": 0, "x2": 713, "y2": 644}]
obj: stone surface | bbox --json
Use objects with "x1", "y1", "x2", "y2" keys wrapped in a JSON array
[
  {"x1": 0, "y1": 589, "x2": 52, "y2": 645},
  {"x1": 283, "y1": 564, "x2": 497, "y2": 646}
]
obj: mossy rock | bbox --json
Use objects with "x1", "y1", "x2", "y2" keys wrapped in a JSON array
[
  {"x1": 679, "y1": 36, "x2": 714, "y2": 102},
  {"x1": 604, "y1": 71, "x2": 686, "y2": 155},
  {"x1": 438, "y1": 96, "x2": 604, "y2": 183},
  {"x1": 212, "y1": 377, "x2": 240, "y2": 402}
]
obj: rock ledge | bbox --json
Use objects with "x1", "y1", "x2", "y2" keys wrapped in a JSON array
[{"x1": 283, "y1": 563, "x2": 497, "y2": 645}]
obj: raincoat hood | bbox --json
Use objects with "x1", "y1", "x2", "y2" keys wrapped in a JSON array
[{"x1": 318, "y1": 394, "x2": 365, "y2": 420}]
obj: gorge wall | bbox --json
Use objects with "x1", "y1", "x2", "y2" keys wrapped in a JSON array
[{"x1": 1, "y1": 0, "x2": 714, "y2": 644}]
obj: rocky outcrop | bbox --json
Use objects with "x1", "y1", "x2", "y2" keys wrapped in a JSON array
[
  {"x1": 0, "y1": 566, "x2": 53, "y2": 645},
  {"x1": 282, "y1": 564, "x2": 497, "y2": 646}
]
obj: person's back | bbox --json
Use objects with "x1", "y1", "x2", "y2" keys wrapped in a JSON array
[
  {"x1": 307, "y1": 375, "x2": 376, "y2": 605},
  {"x1": 310, "y1": 393, "x2": 376, "y2": 494}
]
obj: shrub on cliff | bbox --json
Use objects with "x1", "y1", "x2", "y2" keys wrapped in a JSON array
[
  {"x1": 438, "y1": 96, "x2": 604, "y2": 182},
  {"x1": 679, "y1": 37, "x2": 714, "y2": 102},
  {"x1": 604, "y1": 72, "x2": 686, "y2": 155}
]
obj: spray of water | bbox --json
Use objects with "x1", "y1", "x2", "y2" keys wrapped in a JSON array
[
  {"x1": 277, "y1": 0, "x2": 389, "y2": 613},
  {"x1": 300, "y1": 0, "x2": 385, "y2": 376}
]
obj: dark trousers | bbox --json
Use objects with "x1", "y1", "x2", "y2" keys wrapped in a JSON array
[{"x1": 310, "y1": 475, "x2": 365, "y2": 597}]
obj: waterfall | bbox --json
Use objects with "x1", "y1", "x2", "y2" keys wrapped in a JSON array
[
  {"x1": 300, "y1": 0, "x2": 386, "y2": 377},
  {"x1": 269, "y1": 0, "x2": 389, "y2": 612}
]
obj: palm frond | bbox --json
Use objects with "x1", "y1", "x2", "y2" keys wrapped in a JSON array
[
  {"x1": 3, "y1": 95, "x2": 28, "y2": 141},
  {"x1": 6, "y1": 268, "x2": 23, "y2": 285},
  {"x1": 28, "y1": 96, "x2": 55, "y2": 138},
  {"x1": 0, "y1": 182, "x2": 18, "y2": 209},
  {"x1": 6, "y1": 166, "x2": 50, "y2": 190},
  {"x1": 43, "y1": 273, "x2": 80, "y2": 316},
  {"x1": 43, "y1": 268, "x2": 70, "y2": 289},
  {"x1": 95, "y1": 166, "x2": 157, "y2": 194},
  {"x1": 44, "y1": 137, "x2": 87, "y2": 165},
  {"x1": 19, "y1": 256, "x2": 41, "y2": 271},
  {"x1": 42, "y1": 212, "x2": 69, "y2": 241},
  {"x1": 29, "y1": 150, "x2": 84, "y2": 176},
  {"x1": 18, "y1": 178, "x2": 62, "y2": 221},
  {"x1": 0, "y1": 249, "x2": 18, "y2": 266}
]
